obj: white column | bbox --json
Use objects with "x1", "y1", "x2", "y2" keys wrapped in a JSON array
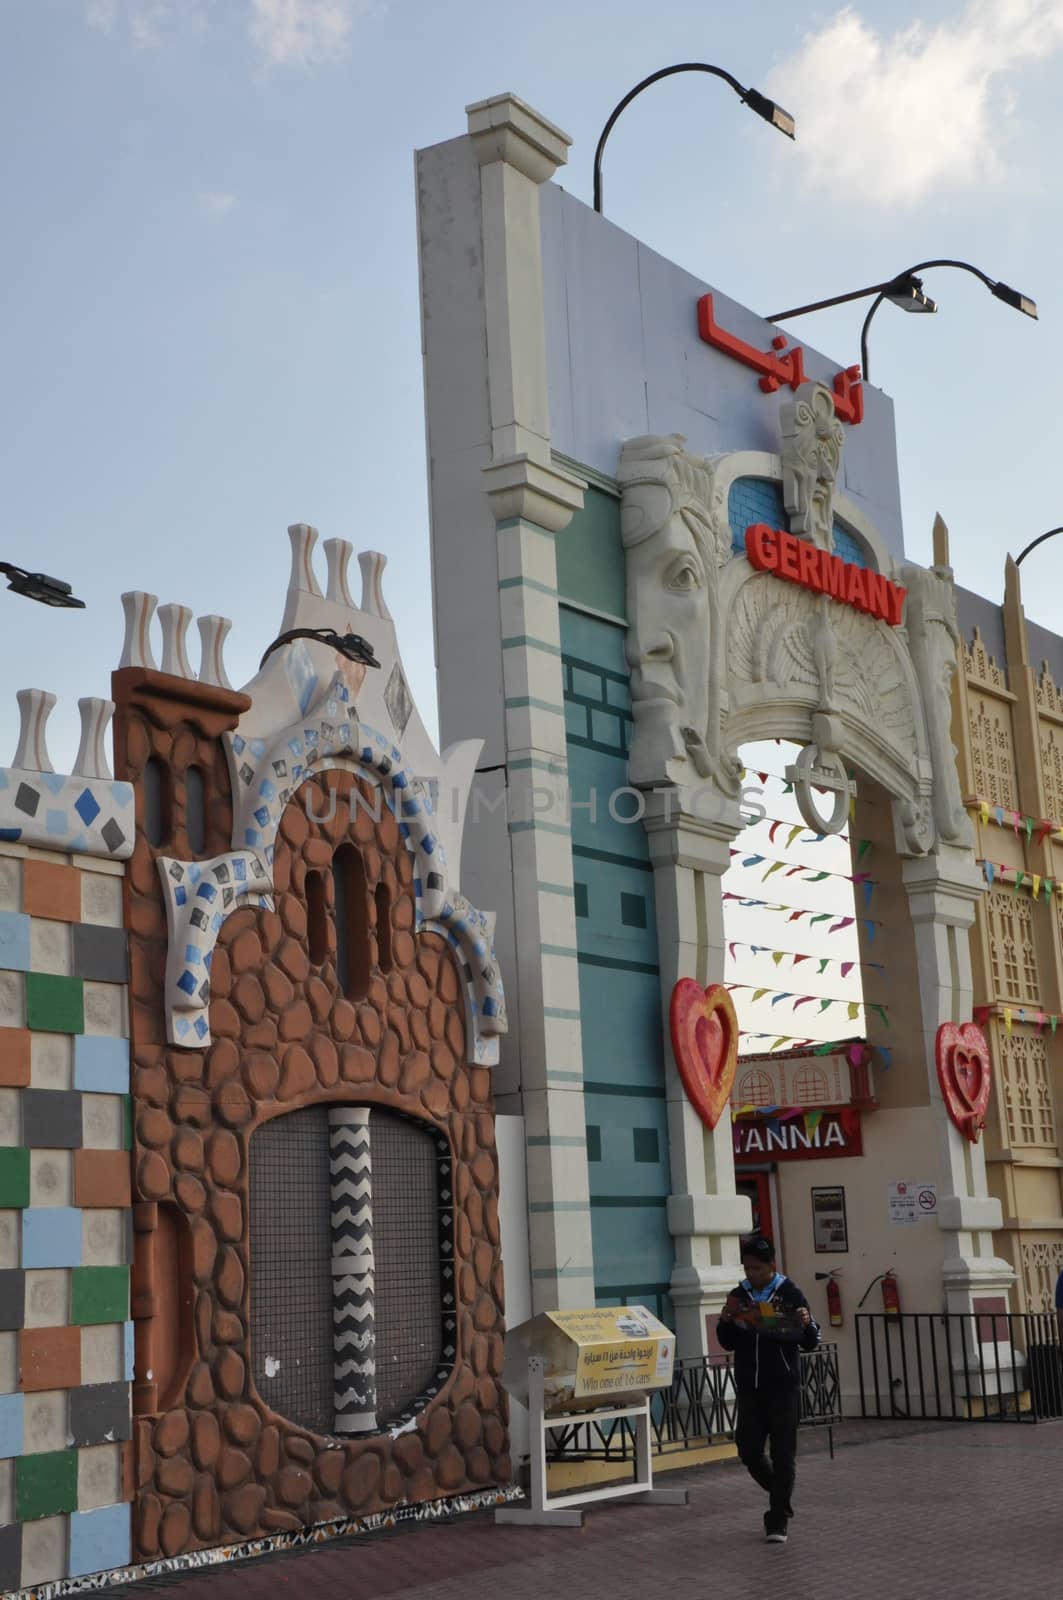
[
  {"x1": 902, "y1": 848, "x2": 1015, "y2": 1312},
  {"x1": 644, "y1": 792, "x2": 752, "y2": 1355},
  {"x1": 467, "y1": 94, "x2": 593, "y2": 1312}
]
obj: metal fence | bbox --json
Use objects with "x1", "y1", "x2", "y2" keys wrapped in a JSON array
[
  {"x1": 545, "y1": 1345, "x2": 842, "y2": 1466},
  {"x1": 855, "y1": 1311, "x2": 1063, "y2": 1423}
]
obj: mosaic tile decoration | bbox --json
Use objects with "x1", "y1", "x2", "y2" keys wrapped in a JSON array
[
  {"x1": 0, "y1": 770, "x2": 134, "y2": 861},
  {"x1": 0, "y1": 847, "x2": 134, "y2": 1591},
  {"x1": 5, "y1": 1486, "x2": 524, "y2": 1600},
  {"x1": 157, "y1": 670, "x2": 506, "y2": 1059}
]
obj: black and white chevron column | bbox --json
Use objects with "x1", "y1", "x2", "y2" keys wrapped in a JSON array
[{"x1": 328, "y1": 1106, "x2": 377, "y2": 1435}]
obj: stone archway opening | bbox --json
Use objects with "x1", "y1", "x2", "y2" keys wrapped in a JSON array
[{"x1": 722, "y1": 737, "x2": 865, "y2": 1060}]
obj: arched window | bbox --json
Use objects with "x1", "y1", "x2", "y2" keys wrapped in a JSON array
[
  {"x1": 185, "y1": 765, "x2": 207, "y2": 857},
  {"x1": 737, "y1": 1069, "x2": 776, "y2": 1107},
  {"x1": 142, "y1": 756, "x2": 170, "y2": 848},
  {"x1": 792, "y1": 1066, "x2": 830, "y2": 1104},
  {"x1": 306, "y1": 870, "x2": 328, "y2": 967},
  {"x1": 333, "y1": 845, "x2": 369, "y2": 1001},
  {"x1": 375, "y1": 882, "x2": 393, "y2": 974}
]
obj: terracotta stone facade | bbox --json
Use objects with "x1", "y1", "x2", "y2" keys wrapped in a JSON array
[{"x1": 113, "y1": 667, "x2": 508, "y2": 1562}]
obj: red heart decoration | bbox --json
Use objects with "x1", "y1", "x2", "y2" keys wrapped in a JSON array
[
  {"x1": 670, "y1": 979, "x2": 738, "y2": 1129},
  {"x1": 935, "y1": 1022, "x2": 992, "y2": 1144}
]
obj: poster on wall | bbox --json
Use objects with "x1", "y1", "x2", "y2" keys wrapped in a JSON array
[
  {"x1": 888, "y1": 1180, "x2": 938, "y2": 1226},
  {"x1": 811, "y1": 1186, "x2": 848, "y2": 1252}
]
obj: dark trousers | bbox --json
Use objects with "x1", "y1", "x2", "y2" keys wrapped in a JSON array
[{"x1": 734, "y1": 1387, "x2": 799, "y2": 1519}]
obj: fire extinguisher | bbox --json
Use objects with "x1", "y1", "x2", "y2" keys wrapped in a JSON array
[
  {"x1": 815, "y1": 1269, "x2": 844, "y2": 1327},
  {"x1": 880, "y1": 1270, "x2": 901, "y2": 1317}
]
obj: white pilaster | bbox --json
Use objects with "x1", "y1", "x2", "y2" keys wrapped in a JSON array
[
  {"x1": 467, "y1": 94, "x2": 593, "y2": 1312},
  {"x1": 643, "y1": 791, "x2": 752, "y2": 1355},
  {"x1": 903, "y1": 847, "x2": 1015, "y2": 1310}
]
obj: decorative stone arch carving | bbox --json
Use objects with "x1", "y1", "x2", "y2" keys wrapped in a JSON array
[
  {"x1": 721, "y1": 559, "x2": 936, "y2": 852},
  {"x1": 709, "y1": 450, "x2": 896, "y2": 577},
  {"x1": 618, "y1": 387, "x2": 971, "y2": 854}
]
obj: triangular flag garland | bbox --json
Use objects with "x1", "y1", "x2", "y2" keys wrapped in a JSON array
[
  {"x1": 726, "y1": 982, "x2": 890, "y2": 1023},
  {"x1": 977, "y1": 860, "x2": 1060, "y2": 901},
  {"x1": 757, "y1": 813, "x2": 863, "y2": 851},
  {"x1": 729, "y1": 845, "x2": 877, "y2": 894},
  {"x1": 973, "y1": 1002, "x2": 1061, "y2": 1035},
  {"x1": 722, "y1": 891, "x2": 883, "y2": 930},
  {"x1": 966, "y1": 795, "x2": 1063, "y2": 848}
]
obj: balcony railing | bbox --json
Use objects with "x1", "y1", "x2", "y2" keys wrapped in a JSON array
[
  {"x1": 855, "y1": 1311, "x2": 1063, "y2": 1423},
  {"x1": 546, "y1": 1345, "x2": 842, "y2": 1465}
]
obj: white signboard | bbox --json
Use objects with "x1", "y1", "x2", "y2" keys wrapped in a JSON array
[{"x1": 888, "y1": 1180, "x2": 938, "y2": 1226}]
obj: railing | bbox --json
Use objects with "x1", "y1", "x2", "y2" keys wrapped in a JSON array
[
  {"x1": 855, "y1": 1311, "x2": 1063, "y2": 1423},
  {"x1": 546, "y1": 1345, "x2": 841, "y2": 1465}
]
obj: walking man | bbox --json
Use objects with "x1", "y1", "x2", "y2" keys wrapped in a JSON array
[{"x1": 717, "y1": 1234, "x2": 820, "y2": 1544}]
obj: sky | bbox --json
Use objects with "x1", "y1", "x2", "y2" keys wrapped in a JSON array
[{"x1": 3, "y1": 0, "x2": 1061, "y2": 786}]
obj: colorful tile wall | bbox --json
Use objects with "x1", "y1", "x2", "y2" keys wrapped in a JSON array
[{"x1": 0, "y1": 838, "x2": 133, "y2": 1589}]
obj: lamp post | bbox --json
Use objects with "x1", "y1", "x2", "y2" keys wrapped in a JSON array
[
  {"x1": 0, "y1": 560, "x2": 84, "y2": 609},
  {"x1": 1014, "y1": 528, "x2": 1063, "y2": 568},
  {"x1": 768, "y1": 259, "x2": 1037, "y2": 382},
  {"x1": 858, "y1": 261, "x2": 1036, "y2": 382},
  {"x1": 592, "y1": 62, "x2": 795, "y2": 216}
]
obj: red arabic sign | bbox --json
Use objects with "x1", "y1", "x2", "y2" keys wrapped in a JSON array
[
  {"x1": 697, "y1": 293, "x2": 864, "y2": 426},
  {"x1": 745, "y1": 524, "x2": 907, "y2": 626},
  {"x1": 734, "y1": 1108, "x2": 862, "y2": 1162}
]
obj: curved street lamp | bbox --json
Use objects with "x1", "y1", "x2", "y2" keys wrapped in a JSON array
[
  {"x1": 0, "y1": 560, "x2": 84, "y2": 608},
  {"x1": 1014, "y1": 527, "x2": 1063, "y2": 568},
  {"x1": 858, "y1": 259, "x2": 1037, "y2": 381},
  {"x1": 593, "y1": 62, "x2": 795, "y2": 216},
  {"x1": 768, "y1": 259, "x2": 1036, "y2": 382}
]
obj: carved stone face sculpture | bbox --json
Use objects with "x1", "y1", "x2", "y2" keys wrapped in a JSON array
[{"x1": 619, "y1": 437, "x2": 718, "y2": 783}]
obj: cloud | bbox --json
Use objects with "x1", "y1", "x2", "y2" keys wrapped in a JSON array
[
  {"x1": 85, "y1": 0, "x2": 119, "y2": 27},
  {"x1": 85, "y1": 0, "x2": 209, "y2": 46},
  {"x1": 248, "y1": 0, "x2": 374, "y2": 68},
  {"x1": 770, "y1": 0, "x2": 1063, "y2": 205},
  {"x1": 200, "y1": 192, "x2": 238, "y2": 214}
]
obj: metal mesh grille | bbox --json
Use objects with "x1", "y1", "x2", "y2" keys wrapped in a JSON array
[
  {"x1": 370, "y1": 1110, "x2": 442, "y2": 1422},
  {"x1": 249, "y1": 1105, "x2": 334, "y2": 1435}
]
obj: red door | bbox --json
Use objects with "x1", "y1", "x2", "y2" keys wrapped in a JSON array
[{"x1": 737, "y1": 1172, "x2": 774, "y2": 1244}]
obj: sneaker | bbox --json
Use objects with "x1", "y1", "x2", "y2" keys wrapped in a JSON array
[{"x1": 764, "y1": 1513, "x2": 788, "y2": 1544}]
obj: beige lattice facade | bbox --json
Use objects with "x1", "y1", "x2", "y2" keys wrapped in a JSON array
[{"x1": 955, "y1": 562, "x2": 1063, "y2": 1313}]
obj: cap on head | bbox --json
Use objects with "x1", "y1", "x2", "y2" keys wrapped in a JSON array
[{"x1": 740, "y1": 1234, "x2": 776, "y2": 1265}]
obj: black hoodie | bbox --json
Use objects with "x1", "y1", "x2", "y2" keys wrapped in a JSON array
[{"x1": 715, "y1": 1275, "x2": 820, "y2": 1394}]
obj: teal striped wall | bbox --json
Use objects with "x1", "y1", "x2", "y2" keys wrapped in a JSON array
[{"x1": 557, "y1": 480, "x2": 673, "y2": 1324}]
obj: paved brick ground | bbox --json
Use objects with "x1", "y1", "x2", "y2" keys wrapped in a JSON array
[{"x1": 107, "y1": 1421, "x2": 1061, "y2": 1600}]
